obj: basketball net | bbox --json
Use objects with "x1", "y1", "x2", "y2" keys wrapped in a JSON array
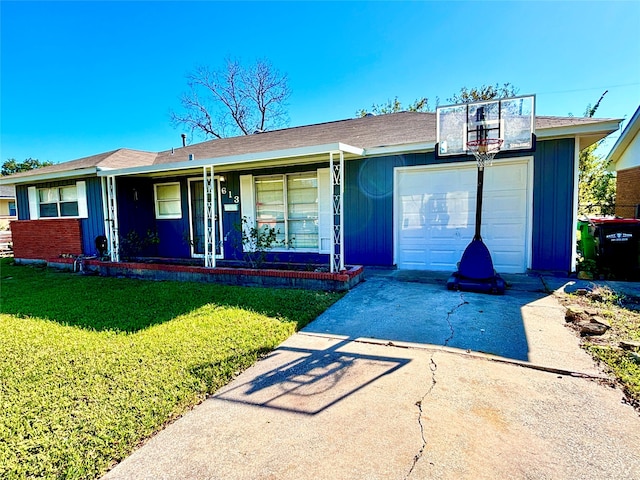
[{"x1": 466, "y1": 138, "x2": 503, "y2": 169}]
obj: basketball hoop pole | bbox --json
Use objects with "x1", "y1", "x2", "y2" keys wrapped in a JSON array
[
  {"x1": 474, "y1": 164, "x2": 485, "y2": 241},
  {"x1": 467, "y1": 136, "x2": 503, "y2": 243}
]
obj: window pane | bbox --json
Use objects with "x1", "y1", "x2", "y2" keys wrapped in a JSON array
[
  {"x1": 60, "y1": 186, "x2": 77, "y2": 202},
  {"x1": 156, "y1": 184, "x2": 180, "y2": 201},
  {"x1": 60, "y1": 202, "x2": 79, "y2": 217},
  {"x1": 256, "y1": 208, "x2": 285, "y2": 222},
  {"x1": 8, "y1": 202, "x2": 16, "y2": 216},
  {"x1": 38, "y1": 188, "x2": 58, "y2": 203},
  {"x1": 256, "y1": 176, "x2": 285, "y2": 223},
  {"x1": 158, "y1": 200, "x2": 181, "y2": 216},
  {"x1": 289, "y1": 219, "x2": 318, "y2": 248},
  {"x1": 255, "y1": 177, "x2": 284, "y2": 203},
  {"x1": 39, "y1": 203, "x2": 58, "y2": 217},
  {"x1": 287, "y1": 173, "x2": 318, "y2": 221}
]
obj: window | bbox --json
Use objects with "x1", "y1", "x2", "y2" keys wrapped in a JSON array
[
  {"x1": 254, "y1": 173, "x2": 319, "y2": 249},
  {"x1": 8, "y1": 201, "x2": 16, "y2": 217},
  {"x1": 154, "y1": 183, "x2": 182, "y2": 219},
  {"x1": 27, "y1": 181, "x2": 87, "y2": 220},
  {"x1": 37, "y1": 186, "x2": 79, "y2": 218}
]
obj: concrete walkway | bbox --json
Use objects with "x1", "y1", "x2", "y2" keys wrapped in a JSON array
[{"x1": 103, "y1": 272, "x2": 640, "y2": 480}]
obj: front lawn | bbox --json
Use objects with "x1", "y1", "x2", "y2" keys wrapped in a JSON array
[{"x1": 0, "y1": 259, "x2": 342, "y2": 479}]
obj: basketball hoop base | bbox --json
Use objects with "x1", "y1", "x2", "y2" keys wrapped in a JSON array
[{"x1": 446, "y1": 239, "x2": 506, "y2": 295}]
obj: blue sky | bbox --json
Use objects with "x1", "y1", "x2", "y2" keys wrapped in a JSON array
[{"x1": 1, "y1": 1, "x2": 639, "y2": 165}]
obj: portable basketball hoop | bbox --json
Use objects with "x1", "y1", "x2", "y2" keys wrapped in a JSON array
[{"x1": 435, "y1": 96, "x2": 536, "y2": 294}]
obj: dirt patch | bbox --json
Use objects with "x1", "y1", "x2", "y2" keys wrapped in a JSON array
[{"x1": 556, "y1": 286, "x2": 640, "y2": 410}]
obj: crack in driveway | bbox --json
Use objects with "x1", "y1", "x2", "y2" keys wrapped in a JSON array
[{"x1": 404, "y1": 293, "x2": 468, "y2": 479}]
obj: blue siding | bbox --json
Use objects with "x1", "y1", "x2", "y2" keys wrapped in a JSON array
[
  {"x1": 80, "y1": 177, "x2": 106, "y2": 255},
  {"x1": 16, "y1": 185, "x2": 29, "y2": 220},
  {"x1": 116, "y1": 177, "x2": 190, "y2": 258},
  {"x1": 343, "y1": 140, "x2": 576, "y2": 271},
  {"x1": 12, "y1": 138, "x2": 577, "y2": 271},
  {"x1": 531, "y1": 138, "x2": 576, "y2": 272}
]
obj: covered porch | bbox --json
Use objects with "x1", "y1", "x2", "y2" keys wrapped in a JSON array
[{"x1": 99, "y1": 143, "x2": 364, "y2": 274}]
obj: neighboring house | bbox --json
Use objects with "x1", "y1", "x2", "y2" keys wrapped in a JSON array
[
  {"x1": 0, "y1": 185, "x2": 17, "y2": 221},
  {"x1": 0, "y1": 185, "x2": 17, "y2": 251},
  {"x1": 0, "y1": 110, "x2": 621, "y2": 274},
  {"x1": 607, "y1": 105, "x2": 640, "y2": 218}
]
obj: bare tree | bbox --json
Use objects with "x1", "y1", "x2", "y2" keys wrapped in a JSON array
[{"x1": 171, "y1": 59, "x2": 291, "y2": 140}]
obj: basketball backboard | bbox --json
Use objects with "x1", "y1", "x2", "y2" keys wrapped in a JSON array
[{"x1": 436, "y1": 95, "x2": 535, "y2": 157}]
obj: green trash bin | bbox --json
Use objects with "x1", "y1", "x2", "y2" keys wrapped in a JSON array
[{"x1": 577, "y1": 220, "x2": 597, "y2": 260}]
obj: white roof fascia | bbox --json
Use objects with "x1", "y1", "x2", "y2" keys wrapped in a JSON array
[
  {"x1": 605, "y1": 106, "x2": 640, "y2": 168},
  {"x1": 536, "y1": 119, "x2": 622, "y2": 141},
  {"x1": 98, "y1": 142, "x2": 364, "y2": 177},
  {"x1": 0, "y1": 167, "x2": 99, "y2": 186},
  {"x1": 364, "y1": 141, "x2": 437, "y2": 157}
]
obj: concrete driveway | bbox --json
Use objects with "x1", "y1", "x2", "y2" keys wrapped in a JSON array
[{"x1": 104, "y1": 271, "x2": 640, "y2": 480}]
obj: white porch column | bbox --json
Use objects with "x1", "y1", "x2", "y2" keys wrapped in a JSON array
[
  {"x1": 204, "y1": 165, "x2": 216, "y2": 268},
  {"x1": 105, "y1": 175, "x2": 120, "y2": 262},
  {"x1": 330, "y1": 151, "x2": 345, "y2": 272}
]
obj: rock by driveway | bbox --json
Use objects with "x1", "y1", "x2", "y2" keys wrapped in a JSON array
[{"x1": 103, "y1": 272, "x2": 640, "y2": 480}]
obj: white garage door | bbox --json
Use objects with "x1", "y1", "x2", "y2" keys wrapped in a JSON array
[{"x1": 395, "y1": 160, "x2": 530, "y2": 273}]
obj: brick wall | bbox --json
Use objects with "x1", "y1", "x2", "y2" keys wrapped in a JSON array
[
  {"x1": 11, "y1": 219, "x2": 83, "y2": 260},
  {"x1": 616, "y1": 166, "x2": 640, "y2": 218}
]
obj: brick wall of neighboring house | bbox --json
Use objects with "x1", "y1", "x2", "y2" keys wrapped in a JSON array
[
  {"x1": 11, "y1": 219, "x2": 83, "y2": 260},
  {"x1": 615, "y1": 166, "x2": 640, "y2": 218}
]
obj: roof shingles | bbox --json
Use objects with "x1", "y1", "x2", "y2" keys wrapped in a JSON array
[{"x1": 2, "y1": 112, "x2": 619, "y2": 180}]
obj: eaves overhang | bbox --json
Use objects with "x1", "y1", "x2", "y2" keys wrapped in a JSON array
[
  {"x1": 98, "y1": 142, "x2": 365, "y2": 177},
  {"x1": 0, "y1": 167, "x2": 99, "y2": 186},
  {"x1": 537, "y1": 119, "x2": 622, "y2": 150},
  {"x1": 363, "y1": 141, "x2": 437, "y2": 157},
  {"x1": 605, "y1": 106, "x2": 640, "y2": 170}
]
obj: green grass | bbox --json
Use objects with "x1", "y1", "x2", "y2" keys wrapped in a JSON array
[{"x1": 0, "y1": 259, "x2": 342, "y2": 479}]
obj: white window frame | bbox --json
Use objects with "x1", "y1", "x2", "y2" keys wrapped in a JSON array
[
  {"x1": 154, "y1": 182, "x2": 182, "y2": 220},
  {"x1": 27, "y1": 181, "x2": 88, "y2": 220},
  {"x1": 241, "y1": 169, "x2": 330, "y2": 254}
]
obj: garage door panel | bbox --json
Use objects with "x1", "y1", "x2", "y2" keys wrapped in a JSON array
[
  {"x1": 491, "y1": 249, "x2": 527, "y2": 273},
  {"x1": 429, "y1": 249, "x2": 462, "y2": 270},
  {"x1": 397, "y1": 161, "x2": 529, "y2": 273}
]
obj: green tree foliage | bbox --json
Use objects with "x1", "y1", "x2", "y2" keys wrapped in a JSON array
[
  {"x1": 1, "y1": 158, "x2": 53, "y2": 176},
  {"x1": 578, "y1": 91, "x2": 615, "y2": 216},
  {"x1": 579, "y1": 143, "x2": 616, "y2": 216},
  {"x1": 446, "y1": 83, "x2": 519, "y2": 104},
  {"x1": 356, "y1": 83, "x2": 519, "y2": 117},
  {"x1": 356, "y1": 96, "x2": 433, "y2": 117}
]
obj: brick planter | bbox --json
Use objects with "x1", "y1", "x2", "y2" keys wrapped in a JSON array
[{"x1": 44, "y1": 257, "x2": 364, "y2": 292}]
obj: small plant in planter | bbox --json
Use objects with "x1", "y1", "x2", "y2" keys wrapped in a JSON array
[
  {"x1": 233, "y1": 216, "x2": 294, "y2": 269},
  {"x1": 119, "y1": 229, "x2": 160, "y2": 261}
]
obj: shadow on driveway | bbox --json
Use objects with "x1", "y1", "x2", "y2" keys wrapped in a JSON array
[
  {"x1": 303, "y1": 270, "x2": 551, "y2": 362},
  {"x1": 215, "y1": 338, "x2": 411, "y2": 415}
]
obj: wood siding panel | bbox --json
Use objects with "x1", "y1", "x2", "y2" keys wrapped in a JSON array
[
  {"x1": 16, "y1": 185, "x2": 29, "y2": 220},
  {"x1": 344, "y1": 153, "x2": 433, "y2": 266},
  {"x1": 531, "y1": 138, "x2": 575, "y2": 272},
  {"x1": 80, "y1": 177, "x2": 106, "y2": 255}
]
